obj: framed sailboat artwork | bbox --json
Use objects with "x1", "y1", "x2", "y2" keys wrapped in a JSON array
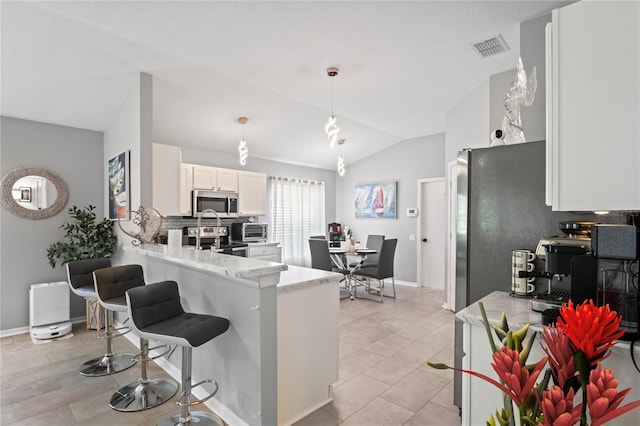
[{"x1": 354, "y1": 181, "x2": 396, "y2": 219}]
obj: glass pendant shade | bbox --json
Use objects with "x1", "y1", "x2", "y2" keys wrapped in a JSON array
[
  {"x1": 238, "y1": 139, "x2": 248, "y2": 165},
  {"x1": 238, "y1": 116, "x2": 248, "y2": 166}
]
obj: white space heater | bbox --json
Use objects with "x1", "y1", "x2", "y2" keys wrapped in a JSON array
[{"x1": 29, "y1": 281, "x2": 72, "y2": 339}]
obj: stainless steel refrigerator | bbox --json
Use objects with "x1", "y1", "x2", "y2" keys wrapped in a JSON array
[{"x1": 452, "y1": 141, "x2": 604, "y2": 409}]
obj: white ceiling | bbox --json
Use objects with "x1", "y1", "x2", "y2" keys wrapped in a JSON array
[{"x1": 1, "y1": 1, "x2": 570, "y2": 170}]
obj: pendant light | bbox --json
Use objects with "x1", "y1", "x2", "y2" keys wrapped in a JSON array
[
  {"x1": 238, "y1": 116, "x2": 248, "y2": 166},
  {"x1": 337, "y1": 138, "x2": 345, "y2": 177},
  {"x1": 324, "y1": 67, "x2": 340, "y2": 147}
]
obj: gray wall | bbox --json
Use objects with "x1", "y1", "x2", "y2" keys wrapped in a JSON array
[
  {"x1": 335, "y1": 133, "x2": 446, "y2": 283},
  {"x1": 445, "y1": 79, "x2": 490, "y2": 163},
  {"x1": 520, "y1": 12, "x2": 552, "y2": 143},
  {"x1": 0, "y1": 116, "x2": 104, "y2": 331}
]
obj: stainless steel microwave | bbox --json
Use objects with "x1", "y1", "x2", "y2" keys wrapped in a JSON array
[{"x1": 192, "y1": 190, "x2": 239, "y2": 218}]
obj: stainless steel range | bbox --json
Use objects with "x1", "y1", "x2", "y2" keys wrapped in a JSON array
[{"x1": 183, "y1": 226, "x2": 248, "y2": 256}]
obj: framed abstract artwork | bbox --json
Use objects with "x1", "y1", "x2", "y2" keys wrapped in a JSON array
[
  {"x1": 354, "y1": 181, "x2": 396, "y2": 219},
  {"x1": 107, "y1": 151, "x2": 130, "y2": 220}
]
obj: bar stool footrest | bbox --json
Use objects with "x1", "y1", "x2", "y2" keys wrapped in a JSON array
[
  {"x1": 133, "y1": 343, "x2": 172, "y2": 363},
  {"x1": 98, "y1": 325, "x2": 131, "y2": 340},
  {"x1": 177, "y1": 379, "x2": 218, "y2": 407}
]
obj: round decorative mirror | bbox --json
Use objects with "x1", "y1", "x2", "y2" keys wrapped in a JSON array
[{"x1": 0, "y1": 166, "x2": 69, "y2": 220}]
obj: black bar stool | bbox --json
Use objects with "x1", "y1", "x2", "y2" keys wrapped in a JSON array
[
  {"x1": 125, "y1": 280, "x2": 230, "y2": 426},
  {"x1": 93, "y1": 265, "x2": 178, "y2": 412},
  {"x1": 66, "y1": 258, "x2": 136, "y2": 376}
]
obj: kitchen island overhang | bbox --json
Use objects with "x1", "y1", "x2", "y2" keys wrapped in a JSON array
[{"x1": 116, "y1": 244, "x2": 341, "y2": 426}]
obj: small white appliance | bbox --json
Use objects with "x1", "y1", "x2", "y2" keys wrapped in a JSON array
[{"x1": 29, "y1": 281, "x2": 72, "y2": 339}]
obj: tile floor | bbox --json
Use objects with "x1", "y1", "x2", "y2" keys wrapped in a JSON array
[
  {"x1": 0, "y1": 285, "x2": 460, "y2": 425},
  {"x1": 295, "y1": 286, "x2": 460, "y2": 426}
]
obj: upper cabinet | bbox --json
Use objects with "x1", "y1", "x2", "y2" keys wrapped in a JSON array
[
  {"x1": 238, "y1": 171, "x2": 267, "y2": 216},
  {"x1": 546, "y1": 1, "x2": 639, "y2": 211},
  {"x1": 217, "y1": 168, "x2": 239, "y2": 192},
  {"x1": 153, "y1": 143, "x2": 181, "y2": 216},
  {"x1": 192, "y1": 165, "x2": 238, "y2": 192}
]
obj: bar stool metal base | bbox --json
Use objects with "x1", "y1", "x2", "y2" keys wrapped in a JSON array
[
  {"x1": 110, "y1": 378, "x2": 178, "y2": 412},
  {"x1": 158, "y1": 411, "x2": 225, "y2": 426},
  {"x1": 80, "y1": 353, "x2": 136, "y2": 377}
]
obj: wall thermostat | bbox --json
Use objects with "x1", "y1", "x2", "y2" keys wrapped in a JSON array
[{"x1": 406, "y1": 208, "x2": 418, "y2": 217}]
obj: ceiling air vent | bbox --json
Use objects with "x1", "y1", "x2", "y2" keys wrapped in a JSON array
[{"x1": 471, "y1": 35, "x2": 509, "y2": 58}]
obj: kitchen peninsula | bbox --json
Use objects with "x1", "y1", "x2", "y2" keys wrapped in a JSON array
[
  {"x1": 116, "y1": 244, "x2": 341, "y2": 426},
  {"x1": 455, "y1": 291, "x2": 640, "y2": 425}
]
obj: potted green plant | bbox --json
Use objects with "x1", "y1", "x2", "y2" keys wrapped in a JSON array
[{"x1": 47, "y1": 205, "x2": 118, "y2": 267}]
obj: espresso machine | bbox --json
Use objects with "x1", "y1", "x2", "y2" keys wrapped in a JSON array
[
  {"x1": 328, "y1": 222, "x2": 342, "y2": 248},
  {"x1": 530, "y1": 222, "x2": 639, "y2": 337},
  {"x1": 529, "y1": 221, "x2": 595, "y2": 313}
]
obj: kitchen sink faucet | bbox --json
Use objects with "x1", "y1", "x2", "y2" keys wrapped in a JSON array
[{"x1": 196, "y1": 209, "x2": 221, "y2": 250}]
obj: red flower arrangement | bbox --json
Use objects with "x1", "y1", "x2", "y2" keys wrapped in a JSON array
[{"x1": 428, "y1": 300, "x2": 640, "y2": 425}]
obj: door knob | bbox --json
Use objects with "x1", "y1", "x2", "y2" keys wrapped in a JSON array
[{"x1": 422, "y1": 238, "x2": 427, "y2": 243}]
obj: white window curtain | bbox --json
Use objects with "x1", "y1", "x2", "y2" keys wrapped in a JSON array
[{"x1": 269, "y1": 177, "x2": 325, "y2": 266}]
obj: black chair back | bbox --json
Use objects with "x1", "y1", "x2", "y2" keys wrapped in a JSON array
[
  {"x1": 309, "y1": 238, "x2": 333, "y2": 271},
  {"x1": 126, "y1": 280, "x2": 185, "y2": 329},
  {"x1": 364, "y1": 235, "x2": 385, "y2": 264},
  {"x1": 376, "y1": 238, "x2": 397, "y2": 280},
  {"x1": 93, "y1": 264, "x2": 145, "y2": 303},
  {"x1": 67, "y1": 258, "x2": 112, "y2": 293},
  {"x1": 309, "y1": 235, "x2": 326, "y2": 240}
]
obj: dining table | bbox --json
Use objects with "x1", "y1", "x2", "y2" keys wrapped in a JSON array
[{"x1": 328, "y1": 247, "x2": 377, "y2": 300}]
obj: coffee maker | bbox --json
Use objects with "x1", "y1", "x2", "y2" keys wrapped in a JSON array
[
  {"x1": 328, "y1": 222, "x2": 342, "y2": 248},
  {"x1": 529, "y1": 221, "x2": 594, "y2": 312},
  {"x1": 571, "y1": 224, "x2": 639, "y2": 338}
]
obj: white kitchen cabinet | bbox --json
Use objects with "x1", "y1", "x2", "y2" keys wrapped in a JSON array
[
  {"x1": 192, "y1": 165, "x2": 217, "y2": 190},
  {"x1": 180, "y1": 163, "x2": 194, "y2": 215},
  {"x1": 247, "y1": 243, "x2": 281, "y2": 263},
  {"x1": 238, "y1": 171, "x2": 267, "y2": 216},
  {"x1": 152, "y1": 143, "x2": 181, "y2": 216},
  {"x1": 216, "y1": 168, "x2": 239, "y2": 192},
  {"x1": 192, "y1": 165, "x2": 238, "y2": 192},
  {"x1": 546, "y1": 1, "x2": 639, "y2": 211}
]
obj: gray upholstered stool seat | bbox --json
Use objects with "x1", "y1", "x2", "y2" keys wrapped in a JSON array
[
  {"x1": 93, "y1": 265, "x2": 178, "y2": 412},
  {"x1": 66, "y1": 258, "x2": 136, "y2": 377},
  {"x1": 126, "y1": 280, "x2": 230, "y2": 426}
]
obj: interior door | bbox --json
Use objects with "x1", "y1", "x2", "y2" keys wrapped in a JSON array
[{"x1": 420, "y1": 179, "x2": 446, "y2": 288}]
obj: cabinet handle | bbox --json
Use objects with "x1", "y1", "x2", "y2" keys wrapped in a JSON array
[{"x1": 250, "y1": 305, "x2": 260, "y2": 310}]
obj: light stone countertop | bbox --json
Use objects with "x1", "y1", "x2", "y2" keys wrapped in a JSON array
[
  {"x1": 276, "y1": 264, "x2": 343, "y2": 294},
  {"x1": 457, "y1": 291, "x2": 639, "y2": 356},
  {"x1": 123, "y1": 245, "x2": 341, "y2": 293},
  {"x1": 123, "y1": 244, "x2": 287, "y2": 280},
  {"x1": 456, "y1": 291, "x2": 544, "y2": 330}
]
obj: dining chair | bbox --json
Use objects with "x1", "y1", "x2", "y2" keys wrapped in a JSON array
[
  {"x1": 353, "y1": 238, "x2": 397, "y2": 302},
  {"x1": 349, "y1": 234, "x2": 384, "y2": 269},
  {"x1": 308, "y1": 238, "x2": 351, "y2": 298}
]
